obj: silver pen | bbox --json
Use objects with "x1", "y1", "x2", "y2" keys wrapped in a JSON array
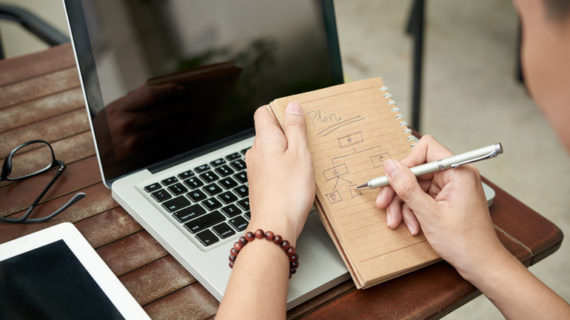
[{"x1": 356, "y1": 143, "x2": 503, "y2": 189}]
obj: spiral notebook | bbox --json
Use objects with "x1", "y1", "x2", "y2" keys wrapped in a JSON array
[{"x1": 269, "y1": 78, "x2": 440, "y2": 289}]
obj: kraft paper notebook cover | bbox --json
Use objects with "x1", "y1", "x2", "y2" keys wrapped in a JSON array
[{"x1": 269, "y1": 78, "x2": 439, "y2": 289}]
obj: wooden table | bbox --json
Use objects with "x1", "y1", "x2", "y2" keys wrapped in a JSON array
[{"x1": 0, "y1": 44, "x2": 563, "y2": 319}]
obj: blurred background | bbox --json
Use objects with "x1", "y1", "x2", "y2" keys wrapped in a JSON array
[{"x1": 1, "y1": 0, "x2": 568, "y2": 318}]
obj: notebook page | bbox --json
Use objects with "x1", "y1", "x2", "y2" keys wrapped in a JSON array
[{"x1": 270, "y1": 78, "x2": 438, "y2": 288}]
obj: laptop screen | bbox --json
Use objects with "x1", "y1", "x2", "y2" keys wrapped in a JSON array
[{"x1": 65, "y1": 0, "x2": 343, "y2": 183}]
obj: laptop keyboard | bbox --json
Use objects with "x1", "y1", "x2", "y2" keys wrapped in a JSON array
[{"x1": 142, "y1": 148, "x2": 251, "y2": 249}]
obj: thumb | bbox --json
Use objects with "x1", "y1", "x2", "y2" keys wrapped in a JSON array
[
  {"x1": 383, "y1": 159, "x2": 435, "y2": 215},
  {"x1": 283, "y1": 101, "x2": 308, "y2": 150}
]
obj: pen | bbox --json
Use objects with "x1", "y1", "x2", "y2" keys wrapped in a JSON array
[{"x1": 356, "y1": 143, "x2": 503, "y2": 189}]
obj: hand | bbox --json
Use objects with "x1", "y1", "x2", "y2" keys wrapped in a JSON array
[
  {"x1": 245, "y1": 102, "x2": 315, "y2": 245},
  {"x1": 375, "y1": 135, "x2": 507, "y2": 280}
]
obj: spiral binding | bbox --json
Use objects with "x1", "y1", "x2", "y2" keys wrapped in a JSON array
[{"x1": 380, "y1": 86, "x2": 418, "y2": 148}]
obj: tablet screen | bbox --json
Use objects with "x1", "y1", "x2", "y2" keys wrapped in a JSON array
[{"x1": 0, "y1": 240, "x2": 124, "y2": 320}]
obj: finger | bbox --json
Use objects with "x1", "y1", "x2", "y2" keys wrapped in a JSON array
[
  {"x1": 383, "y1": 159, "x2": 436, "y2": 217},
  {"x1": 419, "y1": 180, "x2": 431, "y2": 193},
  {"x1": 253, "y1": 106, "x2": 286, "y2": 150},
  {"x1": 375, "y1": 186, "x2": 395, "y2": 209},
  {"x1": 401, "y1": 135, "x2": 453, "y2": 169},
  {"x1": 282, "y1": 101, "x2": 308, "y2": 151},
  {"x1": 386, "y1": 196, "x2": 402, "y2": 229},
  {"x1": 402, "y1": 203, "x2": 421, "y2": 235}
]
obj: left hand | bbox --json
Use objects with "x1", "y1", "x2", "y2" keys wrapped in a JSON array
[{"x1": 245, "y1": 102, "x2": 315, "y2": 245}]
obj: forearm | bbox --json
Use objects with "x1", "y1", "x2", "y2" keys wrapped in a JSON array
[
  {"x1": 465, "y1": 248, "x2": 570, "y2": 319},
  {"x1": 217, "y1": 238, "x2": 290, "y2": 320}
]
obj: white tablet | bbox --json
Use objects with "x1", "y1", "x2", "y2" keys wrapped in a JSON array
[{"x1": 0, "y1": 222, "x2": 150, "y2": 320}]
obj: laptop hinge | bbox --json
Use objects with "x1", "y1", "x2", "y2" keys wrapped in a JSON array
[{"x1": 147, "y1": 129, "x2": 254, "y2": 174}]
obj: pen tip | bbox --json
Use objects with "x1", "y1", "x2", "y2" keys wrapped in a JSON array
[{"x1": 356, "y1": 183, "x2": 368, "y2": 190}]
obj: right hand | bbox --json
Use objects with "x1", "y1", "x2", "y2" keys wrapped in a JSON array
[{"x1": 375, "y1": 135, "x2": 508, "y2": 281}]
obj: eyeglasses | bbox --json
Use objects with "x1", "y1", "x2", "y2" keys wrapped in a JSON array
[{"x1": 1, "y1": 140, "x2": 85, "y2": 223}]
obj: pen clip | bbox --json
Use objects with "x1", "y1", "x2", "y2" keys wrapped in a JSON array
[{"x1": 450, "y1": 150, "x2": 499, "y2": 168}]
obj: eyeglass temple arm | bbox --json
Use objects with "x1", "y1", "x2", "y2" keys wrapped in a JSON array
[
  {"x1": 13, "y1": 163, "x2": 67, "y2": 222},
  {"x1": 21, "y1": 192, "x2": 86, "y2": 223},
  {"x1": 3, "y1": 161, "x2": 85, "y2": 223}
]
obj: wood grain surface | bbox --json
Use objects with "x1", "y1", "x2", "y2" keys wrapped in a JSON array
[{"x1": 0, "y1": 44, "x2": 563, "y2": 319}]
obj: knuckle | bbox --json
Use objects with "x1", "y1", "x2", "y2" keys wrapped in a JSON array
[
  {"x1": 420, "y1": 134, "x2": 434, "y2": 144},
  {"x1": 253, "y1": 105, "x2": 267, "y2": 120}
]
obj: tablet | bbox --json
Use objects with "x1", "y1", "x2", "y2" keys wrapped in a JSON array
[{"x1": 0, "y1": 223, "x2": 150, "y2": 320}]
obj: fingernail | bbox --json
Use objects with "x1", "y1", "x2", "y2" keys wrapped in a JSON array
[
  {"x1": 286, "y1": 101, "x2": 302, "y2": 115},
  {"x1": 384, "y1": 159, "x2": 399, "y2": 178},
  {"x1": 386, "y1": 212, "x2": 392, "y2": 227},
  {"x1": 408, "y1": 224, "x2": 418, "y2": 236}
]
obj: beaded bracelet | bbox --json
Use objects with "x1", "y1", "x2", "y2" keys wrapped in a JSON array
[{"x1": 228, "y1": 229, "x2": 299, "y2": 278}]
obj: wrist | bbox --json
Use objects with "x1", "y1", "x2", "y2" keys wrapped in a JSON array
[
  {"x1": 456, "y1": 245, "x2": 517, "y2": 286},
  {"x1": 247, "y1": 217, "x2": 298, "y2": 247}
]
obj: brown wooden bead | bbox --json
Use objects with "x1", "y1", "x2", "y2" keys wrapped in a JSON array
[
  {"x1": 286, "y1": 247, "x2": 296, "y2": 256},
  {"x1": 264, "y1": 231, "x2": 274, "y2": 241},
  {"x1": 280, "y1": 240, "x2": 290, "y2": 251},
  {"x1": 273, "y1": 235, "x2": 283, "y2": 244},
  {"x1": 228, "y1": 229, "x2": 298, "y2": 278}
]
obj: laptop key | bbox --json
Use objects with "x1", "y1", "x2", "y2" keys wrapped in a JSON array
[
  {"x1": 219, "y1": 191, "x2": 238, "y2": 204},
  {"x1": 184, "y1": 211, "x2": 225, "y2": 234},
  {"x1": 219, "y1": 177, "x2": 238, "y2": 189},
  {"x1": 237, "y1": 198, "x2": 250, "y2": 211},
  {"x1": 212, "y1": 222, "x2": 236, "y2": 239},
  {"x1": 194, "y1": 164, "x2": 211, "y2": 173},
  {"x1": 178, "y1": 170, "x2": 195, "y2": 179},
  {"x1": 225, "y1": 152, "x2": 241, "y2": 161},
  {"x1": 233, "y1": 185, "x2": 248, "y2": 198},
  {"x1": 203, "y1": 183, "x2": 223, "y2": 196},
  {"x1": 210, "y1": 158, "x2": 226, "y2": 167},
  {"x1": 230, "y1": 159, "x2": 246, "y2": 171},
  {"x1": 221, "y1": 204, "x2": 242, "y2": 218},
  {"x1": 184, "y1": 177, "x2": 204, "y2": 189},
  {"x1": 162, "y1": 196, "x2": 191, "y2": 213},
  {"x1": 229, "y1": 216, "x2": 249, "y2": 231},
  {"x1": 168, "y1": 183, "x2": 188, "y2": 196},
  {"x1": 173, "y1": 204, "x2": 206, "y2": 223},
  {"x1": 151, "y1": 189, "x2": 172, "y2": 202},
  {"x1": 161, "y1": 176, "x2": 178, "y2": 186},
  {"x1": 199, "y1": 171, "x2": 219, "y2": 183},
  {"x1": 202, "y1": 198, "x2": 222, "y2": 210},
  {"x1": 240, "y1": 147, "x2": 250, "y2": 155},
  {"x1": 234, "y1": 172, "x2": 248, "y2": 184},
  {"x1": 187, "y1": 189, "x2": 207, "y2": 202},
  {"x1": 195, "y1": 229, "x2": 219, "y2": 246},
  {"x1": 244, "y1": 211, "x2": 251, "y2": 220},
  {"x1": 144, "y1": 183, "x2": 161, "y2": 193},
  {"x1": 215, "y1": 165, "x2": 234, "y2": 177}
]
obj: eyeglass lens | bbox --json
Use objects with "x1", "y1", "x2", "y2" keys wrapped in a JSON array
[{"x1": 6, "y1": 141, "x2": 55, "y2": 180}]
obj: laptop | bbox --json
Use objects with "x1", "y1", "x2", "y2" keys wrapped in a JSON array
[{"x1": 63, "y1": 0, "x2": 349, "y2": 309}]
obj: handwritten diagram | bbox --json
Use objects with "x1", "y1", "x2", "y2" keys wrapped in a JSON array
[{"x1": 322, "y1": 130, "x2": 392, "y2": 205}]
